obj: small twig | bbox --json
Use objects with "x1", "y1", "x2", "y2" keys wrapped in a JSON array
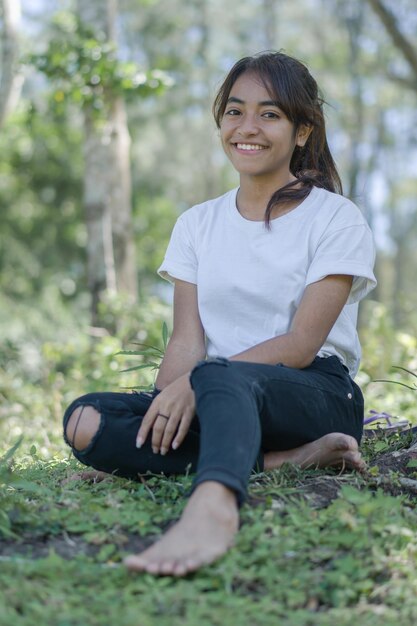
[
  {"x1": 139, "y1": 475, "x2": 157, "y2": 502},
  {"x1": 392, "y1": 366, "x2": 417, "y2": 380},
  {"x1": 373, "y1": 379, "x2": 417, "y2": 391},
  {"x1": 62, "y1": 531, "x2": 77, "y2": 547}
]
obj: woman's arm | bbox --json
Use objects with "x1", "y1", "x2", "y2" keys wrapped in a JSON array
[
  {"x1": 137, "y1": 279, "x2": 204, "y2": 453},
  {"x1": 138, "y1": 273, "x2": 352, "y2": 453},
  {"x1": 230, "y1": 274, "x2": 353, "y2": 368},
  {"x1": 155, "y1": 279, "x2": 206, "y2": 389}
]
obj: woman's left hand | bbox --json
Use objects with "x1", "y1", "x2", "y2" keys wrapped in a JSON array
[{"x1": 136, "y1": 373, "x2": 195, "y2": 455}]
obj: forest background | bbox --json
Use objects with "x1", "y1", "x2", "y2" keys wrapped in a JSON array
[
  {"x1": 1, "y1": 1, "x2": 417, "y2": 624},
  {"x1": 2, "y1": 0, "x2": 417, "y2": 449}
]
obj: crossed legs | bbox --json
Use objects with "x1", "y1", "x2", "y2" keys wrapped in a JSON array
[{"x1": 63, "y1": 357, "x2": 365, "y2": 575}]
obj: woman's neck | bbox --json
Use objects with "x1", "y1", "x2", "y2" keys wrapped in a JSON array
[{"x1": 237, "y1": 173, "x2": 297, "y2": 221}]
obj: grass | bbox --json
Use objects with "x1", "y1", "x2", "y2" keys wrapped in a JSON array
[
  {"x1": 1, "y1": 311, "x2": 417, "y2": 625},
  {"x1": 1, "y1": 437, "x2": 417, "y2": 626}
]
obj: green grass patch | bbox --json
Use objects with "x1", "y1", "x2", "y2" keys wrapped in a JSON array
[{"x1": 1, "y1": 445, "x2": 417, "y2": 626}]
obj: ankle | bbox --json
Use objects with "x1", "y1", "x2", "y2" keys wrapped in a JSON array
[
  {"x1": 194, "y1": 480, "x2": 237, "y2": 501},
  {"x1": 189, "y1": 481, "x2": 239, "y2": 516}
]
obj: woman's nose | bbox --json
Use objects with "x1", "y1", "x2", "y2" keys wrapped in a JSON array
[{"x1": 237, "y1": 113, "x2": 259, "y2": 135}]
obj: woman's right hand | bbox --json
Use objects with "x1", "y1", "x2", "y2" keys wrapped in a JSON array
[{"x1": 136, "y1": 373, "x2": 196, "y2": 455}]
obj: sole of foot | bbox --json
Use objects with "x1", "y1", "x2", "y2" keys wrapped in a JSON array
[
  {"x1": 264, "y1": 433, "x2": 365, "y2": 472},
  {"x1": 124, "y1": 481, "x2": 239, "y2": 577}
]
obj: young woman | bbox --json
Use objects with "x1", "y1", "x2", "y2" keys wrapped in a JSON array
[{"x1": 63, "y1": 52, "x2": 376, "y2": 577}]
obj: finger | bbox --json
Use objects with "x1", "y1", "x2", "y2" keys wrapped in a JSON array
[
  {"x1": 160, "y1": 416, "x2": 182, "y2": 455},
  {"x1": 136, "y1": 402, "x2": 160, "y2": 447},
  {"x1": 171, "y1": 409, "x2": 194, "y2": 450},
  {"x1": 151, "y1": 414, "x2": 173, "y2": 454}
]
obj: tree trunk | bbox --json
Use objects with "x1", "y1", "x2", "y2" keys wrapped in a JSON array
[
  {"x1": 366, "y1": 0, "x2": 417, "y2": 89},
  {"x1": 77, "y1": 0, "x2": 137, "y2": 325},
  {"x1": 343, "y1": 3, "x2": 365, "y2": 201},
  {"x1": 262, "y1": 0, "x2": 278, "y2": 49},
  {"x1": 107, "y1": 97, "x2": 137, "y2": 296},
  {"x1": 0, "y1": 0, "x2": 23, "y2": 129}
]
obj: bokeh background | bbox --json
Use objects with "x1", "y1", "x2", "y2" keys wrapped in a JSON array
[{"x1": 1, "y1": 0, "x2": 417, "y2": 457}]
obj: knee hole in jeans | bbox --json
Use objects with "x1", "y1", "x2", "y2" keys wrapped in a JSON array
[{"x1": 65, "y1": 405, "x2": 101, "y2": 452}]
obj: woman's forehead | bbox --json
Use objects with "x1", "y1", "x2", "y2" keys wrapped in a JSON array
[{"x1": 229, "y1": 72, "x2": 275, "y2": 100}]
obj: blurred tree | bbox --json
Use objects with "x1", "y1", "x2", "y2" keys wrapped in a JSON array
[
  {"x1": 2, "y1": 0, "x2": 416, "y2": 341},
  {"x1": 0, "y1": 0, "x2": 23, "y2": 128},
  {"x1": 366, "y1": 0, "x2": 417, "y2": 90},
  {"x1": 262, "y1": 0, "x2": 278, "y2": 50},
  {"x1": 338, "y1": 1, "x2": 366, "y2": 201},
  {"x1": 0, "y1": 104, "x2": 84, "y2": 294},
  {"x1": 29, "y1": 2, "x2": 170, "y2": 323},
  {"x1": 76, "y1": 0, "x2": 137, "y2": 323},
  {"x1": 364, "y1": 0, "x2": 417, "y2": 327},
  {"x1": 316, "y1": 0, "x2": 417, "y2": 329}
]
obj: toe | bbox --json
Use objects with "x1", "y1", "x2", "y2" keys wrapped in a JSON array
[
  {"x1": 146, "y1": 561, "x2": 162, "y2": 575},
  {"x1": 124, "y1": 555, "x2": 146, "y2": 571},
  {"x1": 334, "y1": 434, "x2": 356, "y2": 452},
  {"x1": 173, "y1": 561, "x2": 190, "y2": 577},
  {"x1": 344, "y1": 451, "x2": 365, "y2": 471},
  {"x1": 160, "y1": 560, "x2": 176, "y2": 575}
]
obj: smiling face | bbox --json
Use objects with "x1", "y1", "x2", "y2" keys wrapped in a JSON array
[{"x1": 220, "y1": 72, "x2": 311, "y2": 185}]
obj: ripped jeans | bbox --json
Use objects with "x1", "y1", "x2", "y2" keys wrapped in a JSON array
[{"x1": 63, "y1": 356, "x2": 364, "y2": 505}]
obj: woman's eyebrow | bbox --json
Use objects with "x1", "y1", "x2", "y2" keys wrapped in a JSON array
[{"x1": 226, "y1": 96, "x2": 280, "y2": 107}]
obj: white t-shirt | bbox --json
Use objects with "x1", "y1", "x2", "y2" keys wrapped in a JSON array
[{"x1": 158, "y1": 186, "x2": 376, "y2": 377}]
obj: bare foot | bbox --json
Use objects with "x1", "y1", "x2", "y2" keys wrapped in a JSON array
[
  {"x1": 124, "y1": 481, "x2": 239, "y2": 577},
  {"x1": 61, "y1": 470, "x2": 111, "y2": 485},
  {"x1": 263, "y1": 433, "x2": 365, "y2": 472}
]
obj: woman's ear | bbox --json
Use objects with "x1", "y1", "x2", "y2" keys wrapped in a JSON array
[{"x1": 296, "y1": 124, "x2": 312, "y2": 147}]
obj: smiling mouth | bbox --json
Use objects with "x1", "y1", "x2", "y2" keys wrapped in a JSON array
[{"x1": 234, "y1": 143, "x2": 267, "y2": 151}]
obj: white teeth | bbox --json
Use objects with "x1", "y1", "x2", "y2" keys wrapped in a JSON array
[{"x1": 236, "y1": 143, "x2": 266, "y2": 151}]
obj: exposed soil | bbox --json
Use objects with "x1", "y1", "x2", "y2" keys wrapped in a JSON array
[{"x1": 0, "y1": 532, "x2": 153, "y2": 562}]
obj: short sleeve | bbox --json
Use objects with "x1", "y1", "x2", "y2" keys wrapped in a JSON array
[
  {"x1": 306, "y1": 224, "x2": 377, "y2": 303},
  {"x1": 158, "y1": 215, "x2": 198, "y2": 284}
]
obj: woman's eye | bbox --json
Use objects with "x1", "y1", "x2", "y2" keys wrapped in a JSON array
[
  {"x1": 263, "y1": 111, "x2": 280, "y2": 119},
  {"x1": 225, "y1": 108, "x2": 241, "y2": 116}
]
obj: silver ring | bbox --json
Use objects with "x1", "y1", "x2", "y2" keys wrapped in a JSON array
[{"x1": 157, "y1": 413, "x2": 170, "y2": 420}]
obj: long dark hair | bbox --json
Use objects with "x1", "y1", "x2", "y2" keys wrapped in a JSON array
[{"x1": 213, "y1": 51, "x2": 343, "y2": 226}]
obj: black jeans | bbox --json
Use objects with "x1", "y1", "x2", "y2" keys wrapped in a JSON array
[{"x1": 63, "y1": 356, "x2": 364, "y2": 505}]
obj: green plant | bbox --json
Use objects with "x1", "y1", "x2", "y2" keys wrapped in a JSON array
[
  {"x1": 0, "y1": 439, "x2": 46, "y2": 537},
  {"x1": 116, "y1": 322, "x2": 169, "y2": 390},
  {"x1": 29, "y1": 11, "x2": 173, "y2": 118},
  {"x1": 375, "y1": 366, "x2": 417, "y2": 392}
]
